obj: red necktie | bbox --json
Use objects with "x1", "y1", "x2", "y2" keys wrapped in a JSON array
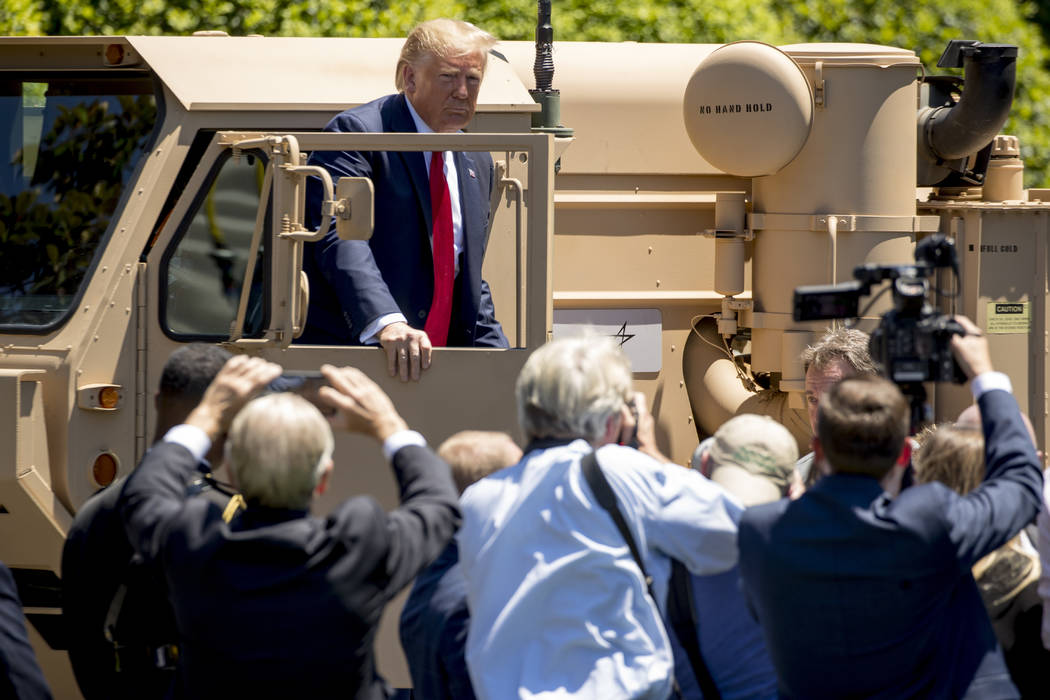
[{"x1": 424, "y1": 151, "x2": 454, "y2": 346}]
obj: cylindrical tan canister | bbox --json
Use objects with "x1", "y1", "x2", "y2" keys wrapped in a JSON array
[{"x1": 983, "y1": 135, "x2": 1025, "y2": 202}]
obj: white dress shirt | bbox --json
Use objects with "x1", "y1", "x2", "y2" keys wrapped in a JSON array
[
  {"x1": 457, "y1": 439, "x2": 742, "y2": 700},
  {"x1": 359, "y1": 96, "x2": 465, "y2": 344}
]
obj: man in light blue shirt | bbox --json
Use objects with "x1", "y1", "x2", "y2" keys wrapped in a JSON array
[{"x1": 457, "y1": 335, "x2": 742, "y2": 699}]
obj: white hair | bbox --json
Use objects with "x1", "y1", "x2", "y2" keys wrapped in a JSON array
[
  {"x1": 225, "y1": 393, "x2": 334, "y2": 510},
  {"x1": 516, "y1": 333, "x2": 633, "y2": 443}
]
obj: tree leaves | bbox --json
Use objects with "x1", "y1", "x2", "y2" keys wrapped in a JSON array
[
  {"x1": 2, "y1": 0, "x2": 1048, "y2": 186},
  {"x1": 0, "y1": 91, "x2": 156, "y2": 323}
]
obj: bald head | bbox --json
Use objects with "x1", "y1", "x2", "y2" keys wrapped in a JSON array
[
  {"x1": 957, "y1": 403, "x2": 1038, "y2": 448},
  {"x1": 956, "y1": 404, "x2": 981, "y2": 430}
]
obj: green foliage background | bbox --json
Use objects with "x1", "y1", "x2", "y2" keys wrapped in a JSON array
[{"x1": 5, "y1": 0, "x2": 1050, "y2": 185}]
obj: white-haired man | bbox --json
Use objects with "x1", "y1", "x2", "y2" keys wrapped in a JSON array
[
  {"x1": 119, "y1": 357, "x2": 460, "y2": 697},
  {"x1": 457, "y1": 336, "x2": 742, "y2": 699},
  {"x1": 303, "y1": 18, "x2": 508, "y2": 379}
]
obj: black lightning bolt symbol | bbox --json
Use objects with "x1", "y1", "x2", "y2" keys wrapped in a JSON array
[{"x1": 611, "y1": 322, "x2": 635, "y2": 347}]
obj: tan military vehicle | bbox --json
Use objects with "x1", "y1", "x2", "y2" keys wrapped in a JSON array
[{"x1": 0, "y1": 30, "x2": 1043, "y2": 695}]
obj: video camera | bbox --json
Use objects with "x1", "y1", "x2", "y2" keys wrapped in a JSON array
[{"x1": 792, "y1": 234, "x2": 966, "y2": 386}]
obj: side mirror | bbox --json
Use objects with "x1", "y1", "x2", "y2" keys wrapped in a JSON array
[{"x1": 333, "y1": 176, "x2": 374, "y2": 241}]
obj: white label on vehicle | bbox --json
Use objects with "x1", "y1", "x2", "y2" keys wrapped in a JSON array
[
  {"x1": 986, "y1": 301, "x2": 1030, "y2": 334},
  {"x1": 552, "y1": 308, "x2": 663, "y2": 373}
]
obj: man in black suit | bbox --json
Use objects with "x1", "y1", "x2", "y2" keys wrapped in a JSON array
[
  {"x1": 62, "y1": 343, "x2": 234, "y2": 699},
  {"x1": 0, "y1": 561, "x2": 51, "y2": 699},
  {"x1": 302, "y1": 18, "x2": 507, "y2": 381},
  {"x1": 119, "y1": 357, "x2": 460, "y2": 698},
  {"x1": 738, "y1": 316, "x2": 1043, "y2": 699}
]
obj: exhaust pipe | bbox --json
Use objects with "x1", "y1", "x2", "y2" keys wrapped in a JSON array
[
  {"x1": 918, "y1": 40, "x2": 1017, "y2": 184},
  {"x1": 683, "y1": 318, "x2": 811, "y2": 454}
]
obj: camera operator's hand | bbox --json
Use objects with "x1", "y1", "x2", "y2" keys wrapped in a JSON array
[
  {"x1": 186, "y1": 355, "x2": 284, "y2": 442},
  {"x1": 950, "y1": 316, "x2": 994, "y2": 381},
  {"x1": 319, "y1": 364, "x2": 409, "y2": 442}
]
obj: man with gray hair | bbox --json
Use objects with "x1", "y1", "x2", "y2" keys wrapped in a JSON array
[
  {"x1": 303, "y1": 18, "x2": 508, "y2": 379},
  {"x1": 798, "y1": 326, "x2": 878, "y2": 485},
  {"x1": 119, "y1": 357, "x2": 460, "y2": 697},
  {"x1": 457, "y1": 335, "x2": 742, "y2": 699}
]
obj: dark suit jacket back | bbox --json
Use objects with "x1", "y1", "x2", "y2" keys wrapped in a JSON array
[
  {"x1": 0, "y1": 562, "x2": 51, "y2": 700},
  {"x1": 119, "y1": 441, "x2": 460, "y2": 699},
  {"x1": 62, "y1": 480, "x2": 177, "y2": 699},
  {"x1": 301, "y1": 93, "x2": 507, "y2": 348},
  {"x1": 399, "y1": 540, "x2": 475, "y2": 700},
  {"x1": 739, "y1": 389, "x2": 1043, "y2": 699}
]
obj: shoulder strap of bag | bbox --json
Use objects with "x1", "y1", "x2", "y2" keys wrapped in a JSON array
[
  {"x1": 581, "y1": 450, "x2": 691, "y2": 699},
  {"x1": 581, "y1": 449, "x2": 721, "y2": 700},
  {"x1": 580, "y1": 450, "x2": 655, "y2": 595}
]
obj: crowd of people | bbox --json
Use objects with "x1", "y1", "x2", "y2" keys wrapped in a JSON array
[
  {"x1": 0, "y1": 310, "x2": 1025, "y2": 699},
  {"x1": 0, "y1": 17, "x2": 1046, "y2": 700}
]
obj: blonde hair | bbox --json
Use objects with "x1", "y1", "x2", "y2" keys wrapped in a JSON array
[
  {"x1": 516, "y1": 333, "x2": 633, "y2": 444},
  {"x1": 395, "y1": 18, "x2": 497, "y2": 91},
  {"x1": 438, "y1": 431, "x2": 522, "y2": 493},
  {"x1": 225, "y1": 393, "x2": 334, "y2": 510},
  {"x1": 913, "y1": 423, "x2": 985, "y2": 495}
]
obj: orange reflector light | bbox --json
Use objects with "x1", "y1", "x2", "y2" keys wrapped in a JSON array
[
  {"x1": 92, "y1": 453, "x2": 118, "y2": 487},
  {"x1": 98, "y1": 386, "x2": 121, "y2": 409},
  {"x1": 104, "y1": 44, "x2": 124, "y2": 66},
  {"x1": 78, "y1": 384, "x2": 123, "y2": 411}
]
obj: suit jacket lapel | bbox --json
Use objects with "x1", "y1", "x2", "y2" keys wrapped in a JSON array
[{"x1": 388, "y1": 93, "x2": 433, "y2": 242}]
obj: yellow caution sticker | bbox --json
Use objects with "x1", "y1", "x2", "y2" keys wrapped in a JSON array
[{"x1": 986, "y1": 301, "x2": 1030, "y2": 334}]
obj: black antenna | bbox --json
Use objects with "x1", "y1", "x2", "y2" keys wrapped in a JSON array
[
  {"x1": 533, "y1": 0, "x2": 554, "y2": 93},
  {"x1": 529, "y1": 0, "x2": 573, "y2": 143}
]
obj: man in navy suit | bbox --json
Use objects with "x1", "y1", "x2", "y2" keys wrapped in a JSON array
[
  {"x1": 399, "y1": 430, "x2": 522, "y2": 700},
  {"x1": 302, "y1": 18, "x2": 508, "y2": 381},
  {"x1": 738, "y1": 315, "x2": 1043, "y2": 699}
]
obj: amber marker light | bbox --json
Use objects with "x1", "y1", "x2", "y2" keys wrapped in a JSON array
[
  {"x1": 92, "y1": 453, "x2": 119, "y2": 487},
  {"x1": 76, "y1": 384, "x2": 123, "y2": 411},
  {"x1": 98, "y1": 386, "x2": 121, "y2": 410},
  {"x1": 104, "y1": 43, "x2": 124, "y2": 66}
]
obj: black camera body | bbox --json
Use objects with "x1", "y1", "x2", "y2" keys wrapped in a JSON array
[
  {"x1": 869, "y1": 307, "x2": 967, "y2": 384},
  {"x1": 793, "y1": 235, "x2": 966, "y2": 385}
]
